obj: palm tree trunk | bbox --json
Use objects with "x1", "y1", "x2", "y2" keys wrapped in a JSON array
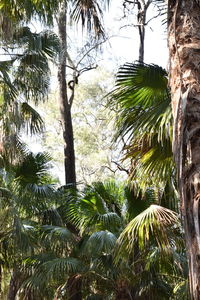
[
  {"x1": 67, "y1": 275, "x2": 82, "y2": 300},
  {"x1": 7, "y1": 267, "x2": 21, "y2": 300},
  {"x1": 168, "y1": 0, "x2": 200, "y2": 299},
  {"x1": 115, "y1": 280, "x2": 132, "y2": 300},
  {"x1": 57, "y1": 1, "x2": 76, "y2": 187}
]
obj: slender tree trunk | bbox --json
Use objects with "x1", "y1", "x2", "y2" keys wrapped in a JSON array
[
  {"x1": 7, "y1": 267, "x2": 21, "y2": 300},
  {"x1": 168, "y1": 0, "x2": 200, "y2": 299},
  {"x1": 57, "y1": 1, "x2": 76, "y2": 187},
  {"x1": 137, "y1": 1, "x2": 147, "y2": 63}
]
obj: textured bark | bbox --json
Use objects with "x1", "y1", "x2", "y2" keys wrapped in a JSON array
[
  {"x1": 57, "y1": 2, "x2": 76, "y2": 187},
  {"x1": 168, "y1": 0, "x2": 200, "y2": 299}
]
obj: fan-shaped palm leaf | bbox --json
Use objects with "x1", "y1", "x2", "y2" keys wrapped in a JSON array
[
  {"x1": 115, "y1": 204, "x2": 179, "y2": 261},
  {"x1": 70, "y1": 0, "x2": 110, "y2": 38},
  {"x1": 40, "y1": 225, "x2": 76, "y2": 251},
  {"x1": 24, "y1": 257, "x2": 84, "y2": 289},
  {"x1": 83, "y1": 231, "x2": 117, "y2": 256},
  {"x1": 109, "y1": 63, "x2": 173, "y2": 188}
]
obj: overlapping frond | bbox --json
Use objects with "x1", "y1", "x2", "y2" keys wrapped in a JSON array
[
  {"x1": 71, "y1": 0, "x2": 110, "y2": 38},
  {"x1": 115, "y1": 204, "x2": 180, "y2": 261},
  {"x1": 109, "y1": 63, "x2": 174, "y2": 188},
  {"x1": 83, "y1": 230, "x2": 117, "y2": 256}
]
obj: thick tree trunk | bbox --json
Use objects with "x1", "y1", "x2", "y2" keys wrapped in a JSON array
[
  {"x1": 57, "y1": 2, "x2": 76, "y2": 187},
  {"x1": 168, "y1": 0, "x2": 200, "y2": 299}
]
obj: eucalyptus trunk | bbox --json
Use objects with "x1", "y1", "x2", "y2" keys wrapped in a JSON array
[
  {"x1": 137, "y1": 1, "x2": 149, "y2": 63},
  {"x1": 57, "y1": 2, "x2": 76, "y2": 187},
  {"x1": 168, "y1": 0, "x2": 200, "y2": 298}
]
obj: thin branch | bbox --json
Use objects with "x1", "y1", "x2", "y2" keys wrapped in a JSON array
[
  {"x1": 101, "y1": 165, "x2": 117, "y2": 174},
  {"x1": 79, "y1": 64, "x2": 98, "y2": 75},
  {"x1": 75, "y1": 36, "x2": 114, "y2": 68},
  {"x1": 111, "y1": 160, "x2": 129, "y2": 175},
  {"x1": 146, "y1": 10, "x2": 161, "y2": 26}
]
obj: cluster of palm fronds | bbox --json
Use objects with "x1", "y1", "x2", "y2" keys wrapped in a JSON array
[
  {"x1": 0, "y1": 163, "x2": 189, "y2": 299},
  {"x1": 0, "y1": 24, "x2": 60, "y2": 166},
  {"x1": 0, "y1": 1, "x2": 188, "y2": 298},
  {"x1": 109, "y1": 63, "x2": 175, "y2": 191}
]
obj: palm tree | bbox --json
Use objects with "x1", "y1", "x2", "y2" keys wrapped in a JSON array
[
  {"x1": 108, "y1": 62, "x2": 188, "y2": 298},
  {"x1": 0, "y1": 26, "x2": 59, "y2": 162},
  {"x1": 168, "y1": 1, "x2": 200, "y2": 298},
  {"x1": 0, "y1": 151, "x2": 56, "y2": 299},
  {"x1": 21, "y1": 180, "x2": 186, "y2": 299},
  {"x1": 109, "y1": 63, "x2": 175, "y2": 193}
]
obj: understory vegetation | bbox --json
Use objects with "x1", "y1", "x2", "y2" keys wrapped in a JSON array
[{"x1": 0, "y1": 0, "x2": 197, "y2": 299}]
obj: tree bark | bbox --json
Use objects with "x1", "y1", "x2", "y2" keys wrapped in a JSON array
[
  {"x1": 168, "y1": 0, "x2": 200, "y2": 299},
  {"x1": 57, "y1": 1, "x2": 76, "y2": 187},
  {"x1": 137, "y1": 1, "x2": 147, "y2": 63}
]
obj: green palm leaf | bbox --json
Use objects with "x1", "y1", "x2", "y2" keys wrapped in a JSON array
[
  {"x1": 115, "y1": 204, "x2": 179, "y2": 261},
  {"x1": 109, "y1": 63, "x2": 174, "y2": 188},
  {"x1": 71, "y1": 0, "x2": 110, "y2": 38},
  {"x1": 83, "y1": 231, "x2": 117, "y2": 256}
]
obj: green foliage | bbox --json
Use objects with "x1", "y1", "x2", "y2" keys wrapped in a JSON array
[{"x1": 109, "y1": 62, "x2": 174, "y2": 189}]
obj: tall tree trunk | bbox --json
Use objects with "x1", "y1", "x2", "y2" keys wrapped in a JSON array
[
  {"x1": 137, "y1": 1, "x2": 148, "y2": 63},
  {"x1": 168, "y1": 0, "x2": 200, "y2": 299},
  {"x1": 57, "y1": 1, "x2": 76, "y2": 187}
]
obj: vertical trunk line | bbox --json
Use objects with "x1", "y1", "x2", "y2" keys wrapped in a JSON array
[
  {"x1": 193, "y1": 197, "x2": 200, "y2": 253},
  {"x1": 137, "y1": 2, "x2": 147, "y2": 63},
  {"x1": 57, "y1": 1, "x2": 76, "y2": 187},
  {"x1": 168, "y1": 0, "x2": 200, "y2": 298}
]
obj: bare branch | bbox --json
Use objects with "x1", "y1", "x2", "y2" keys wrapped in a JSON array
[
  {"x1": 146, "y1": 10, "x2": 161, "y2": 25},
  {"x1": 111, "y1": 160, "x2": 129, "y2": 175},
  {"x1": 79, "y1": 64, "x2": 98, "y2": 75},
  {"x1": 75, "y1": 36, "x2": 114, "y2": 68},
  {"x1": 101, "y1": 165, "x2": 117, "y2": 174}
]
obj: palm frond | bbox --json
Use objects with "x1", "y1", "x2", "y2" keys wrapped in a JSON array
[
  {"x1": 115, "y1": 204, "x2": 179, "y2": 261},
  {"x1": 83, "y1": 231, "x2": 117, "y2": 256},
  {"x1": 20, "y1": 102, "x2": 44, "y2": 134},
  {"x1": 13, "y1": 27, "x2": 60, "y2": 59},
  {"x1": 71, "y1": 0, "x2": 110, "y2": 38},
  {"x1": 0, "y1": 0, "x2": 60, "y2": 25},
  {"x1": 40, "y1": 225, "x2": 76, "y2": 249},
  {"x1": 109, "y1": 63, "x2": 174, "y2": 188},
  {"x1": 112, "y1": 63, "x2": 169, "y2": 107},
  {"x1": 24, "y1": 257, "x2": 83, "y2": 290}
]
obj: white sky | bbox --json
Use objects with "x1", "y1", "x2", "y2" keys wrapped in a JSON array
[{"x1": 102, "y1": 0, "x2": 168, "y2": 69}]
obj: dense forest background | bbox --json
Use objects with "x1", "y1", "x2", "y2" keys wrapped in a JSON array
[{"x1": 1, "y1": 0, "x2": 200, "y2": 299}]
